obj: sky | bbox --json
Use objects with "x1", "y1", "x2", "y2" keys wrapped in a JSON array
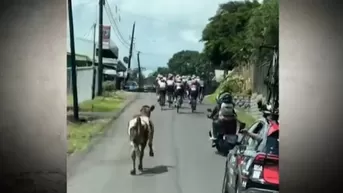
[{"x1": 70, "y1": 0, "x2": 229, "y2": 75}]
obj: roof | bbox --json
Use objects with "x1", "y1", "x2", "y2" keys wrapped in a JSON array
[
  {"x1": 96, "y1": 40, "x2": 119, "y2": 59},
  {"x1": 67, "y1": 52, "x2": 91, "y2": 62}
]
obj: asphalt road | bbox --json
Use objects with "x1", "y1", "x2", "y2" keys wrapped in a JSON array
[{"x1": 68, "y1": 93, "x2": 226, "y2": 193}]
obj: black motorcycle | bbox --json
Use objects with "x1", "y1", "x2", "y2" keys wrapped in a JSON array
[{"x1": 207, "y1": 108, "x2": 245, "y2": 155}]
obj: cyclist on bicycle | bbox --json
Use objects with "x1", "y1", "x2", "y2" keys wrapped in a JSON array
[
  {"x1": 174, "y1": 75, "x2": 184, "y2": 106},
  {"x1": 189, "y1": 79, "x2": 200, "y2": 103},
  {"x1": 157, "y1": 76, "x2": 167, "y2": 103},
  {"x1": 196, "y1": 76, "x2": 205, "y2": 101},
  {"x1": 166, "y1": 74, "x2": 175, "y2": 103}
]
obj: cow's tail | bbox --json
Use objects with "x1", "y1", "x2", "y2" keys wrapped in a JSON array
[{"x1": 135, "y1": 116, "x2": 142, "y2": 135}]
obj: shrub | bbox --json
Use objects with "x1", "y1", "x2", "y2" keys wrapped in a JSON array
[{"x1": 103, "y1": 81, "x2": 116, "y2": 92}]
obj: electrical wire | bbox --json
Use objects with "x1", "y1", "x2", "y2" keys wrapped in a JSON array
[
  {"x1": 104, "y1": 4, "x2": 131, "y2": 50},
  {"x1": 104, "y1": 0, "x2": 131, "y2": 47}
]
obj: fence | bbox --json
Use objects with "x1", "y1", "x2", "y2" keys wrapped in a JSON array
[
  {"x1": 67, "y1": 67, "x2": 98, "y2": 103},
  {"x1": 252, "y1": 61, "x2": 271, "y2": 98}
]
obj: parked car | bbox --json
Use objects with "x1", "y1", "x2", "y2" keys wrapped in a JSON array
[
  {"x1": 222, "y1": 118, "x2": 279, "y2": 193},
  {"x1": 124, "y1": 81, "x2": 139, "y2": 92},
  {"x1": 143, "y1": 84, "x2": 155, "y2": 92}
]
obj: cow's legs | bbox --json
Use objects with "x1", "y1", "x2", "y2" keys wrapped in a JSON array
[
  {"x1": 138, "y1": 142, "x2": 146, "y2": 171},
  {"x1": 148, "y1": 121, "x2": 155, "y2": 157},
  {"x1": 130, "y1": 144, "x2": 139, "y2": 175}
]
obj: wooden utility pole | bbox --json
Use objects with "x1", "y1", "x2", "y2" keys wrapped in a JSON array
[
  {"x1": 68, "y1": 0, "x2": 79, "y2": 120},
  {"x1": 91, "y1": 23, "x2": 97, "y2": 99},
  {"x1": 137, "y1": 51, "x2": 142, "y2": 90},
  {"x1": 125, "y1": 22, "x2": 136, "y2": 84},
  {"x1": 97, "y1": 0, "x2": 105, "y2": 96}
]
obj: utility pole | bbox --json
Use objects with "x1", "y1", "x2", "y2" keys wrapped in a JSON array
[
  {"x1": 97, "y1": 0, "x2": 105, "y2": 96},
  {"x1": 137, "y1": 51, "x2": 142, "y2": 90},
  {"x1": 91, "y1": 23, "x2": 97, "y2": 99},
  {"x1": 125, "y1": 22, "x2": 136, "y2": 84},
  {"x1": 68, "y1": 0, "x2": 79, "y2": 121}
]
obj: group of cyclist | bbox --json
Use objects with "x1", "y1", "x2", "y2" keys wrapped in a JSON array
[{"x1": 154, "y1": 73, "x2": 205, "y2": 106}]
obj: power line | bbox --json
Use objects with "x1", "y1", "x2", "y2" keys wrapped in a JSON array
[
  {"x1": 104, "y1": 0, "x2": 129, "y2": 44},
  {"x1": 103, "y1": 4, "x2": 130, "y2": 50},
  {"x1": 104, "y1": 0, "x2": 131, "y2": 46}
]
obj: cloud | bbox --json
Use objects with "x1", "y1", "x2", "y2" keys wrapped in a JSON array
[
  {"x1": 71, "y1": 0, "x2": 228, "y2": 71},
  {"x1": 179, "y1": 29, "x2": 200, "y2": 44}
]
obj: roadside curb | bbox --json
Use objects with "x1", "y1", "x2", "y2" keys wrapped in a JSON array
[{"x1": 67, "y1": 93, "x2": 139, "y2": 177}]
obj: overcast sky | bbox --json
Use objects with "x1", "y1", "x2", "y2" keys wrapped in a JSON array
[{"x1": 70, "y1": 0, "x2": 228, "y2": 75}]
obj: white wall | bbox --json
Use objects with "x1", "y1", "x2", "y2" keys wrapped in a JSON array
[{"x1": 67, "y1": 67, "x2": 98, "y2": 103}]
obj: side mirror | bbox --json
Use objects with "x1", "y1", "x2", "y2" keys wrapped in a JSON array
[{"x1": 207, "y1": 108, "x2": 212, "y2": 113}]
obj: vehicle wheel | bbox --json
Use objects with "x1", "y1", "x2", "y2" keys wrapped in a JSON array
[{"x1": 222, "y1": 165, "x2": 229, "y2": 193}]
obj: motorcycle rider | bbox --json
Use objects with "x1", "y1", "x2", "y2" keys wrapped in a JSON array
[
  {"x1": 166, "y1": 74, "x2": 175, "y2": 103},
  {"x1": 208, "y1": 92, "x2": 237, "y2": 144},
  {"x1": 209, "y1": 92, "x2": 236, "y2": 119}
]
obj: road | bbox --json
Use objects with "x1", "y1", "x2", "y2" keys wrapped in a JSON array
[{"x1": 68, "y1": 93, "x2": 226, "y2": 193}]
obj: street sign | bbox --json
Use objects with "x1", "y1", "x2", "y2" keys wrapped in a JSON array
[{"x1": 103, "y1": 25, "x2": 111, "y2": 43}]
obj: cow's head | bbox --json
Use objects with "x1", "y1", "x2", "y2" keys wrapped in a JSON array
[{"x1": 140, "y1": 105, "x2": 155, "y2": 117}]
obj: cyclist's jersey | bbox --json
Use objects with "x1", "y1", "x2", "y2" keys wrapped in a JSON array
[
  {"x1": 158, "y1": 80, "x2": 167, "y2": 90},
  {"x1": 198, "y1": 80, "x2": 204, "y2": 87},
  {"x1": 166, "y1": 80, "x2": 174, "y2": 87},
  {"x1": 175, "y1": 81, "x2": 183, "y2": 90},
  {"x1": 189, "y1": 82, "x2": 198, "y2": 92},
  {"x1": 187, "y1": 81, "x2": 192, "y2": 88}
]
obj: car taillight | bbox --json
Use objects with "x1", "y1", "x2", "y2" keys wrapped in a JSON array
[{"x1": 250, "y1": 153, "x2": 279, "y2": 185}]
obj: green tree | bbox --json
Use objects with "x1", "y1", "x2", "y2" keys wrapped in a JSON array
[
  {"x1": 166, "y1": 50, "x2": 210, "y2": 76},
  {"x1": 201, "y1": 0, "x2": 278, "y2": 69}
]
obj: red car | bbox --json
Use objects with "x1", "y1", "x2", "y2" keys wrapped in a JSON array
[{"x1": 222, "y1": 118, "x2": 279, "y2": 193}]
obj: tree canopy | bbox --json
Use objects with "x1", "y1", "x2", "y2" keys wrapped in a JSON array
[{"x1": 151, "y1": 0, "x2": 279, "y2": 77}]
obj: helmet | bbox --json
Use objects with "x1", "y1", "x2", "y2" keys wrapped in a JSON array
[
  {"x1": 220, "y1": 94, "x2": 233, "y2": 104},
  {"x1": 216, "y1": 92, "x2": 231, "y2": 104},
  {"x1": 162, "y1": 77, "x2": 167, "y2": 81}
]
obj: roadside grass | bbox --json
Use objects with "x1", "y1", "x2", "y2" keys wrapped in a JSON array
[
  {"x1": 67, "y1": 118, "x2": 111, "y2": 154},
  {"x1": 206, "y1": 93, "x2": 217, "y2": 104},
  {"x1": 79, "y1": 92, "x2": 125, "y2": 112},
  {"x1": 236, "y1": 110, "x2": 256, "y2": 127}
]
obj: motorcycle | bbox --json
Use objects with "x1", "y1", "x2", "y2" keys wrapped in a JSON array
[{"x1": 207, "y1": 108, "x2": 246, "y2": 155}]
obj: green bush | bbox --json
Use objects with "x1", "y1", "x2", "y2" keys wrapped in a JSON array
[
  {"x1": 218, "y1": 75, "x2": 246, "y2": 94},
  {"x1": 103, "y1": 81, "x2": 116, "y2": 92}
]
